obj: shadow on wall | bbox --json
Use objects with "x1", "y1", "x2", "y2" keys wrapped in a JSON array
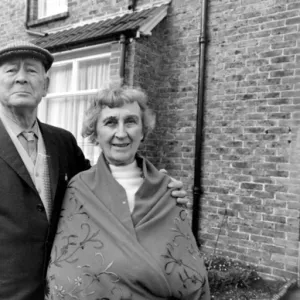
[{"x1": 279, "y1": 288, "x2": 300, "y2": 300}]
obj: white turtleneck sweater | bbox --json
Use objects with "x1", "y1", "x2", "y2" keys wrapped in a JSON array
[{"x1": 109, "y1": 160, "x2": 144, "y2": 213}]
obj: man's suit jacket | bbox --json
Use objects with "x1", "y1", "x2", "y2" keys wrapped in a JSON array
[{"x1": 0, "y1": 119, "x2": 90, "y2": 300}]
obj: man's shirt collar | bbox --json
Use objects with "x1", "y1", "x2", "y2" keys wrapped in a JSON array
[{"x1": 0, "y1": 107, "x2": 39, "y2": 138}]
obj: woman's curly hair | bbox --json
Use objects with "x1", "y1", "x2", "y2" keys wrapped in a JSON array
[{"x1": 82, "y1": 84, "x2": 156, "y2": 144}]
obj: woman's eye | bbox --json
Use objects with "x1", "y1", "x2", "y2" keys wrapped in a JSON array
[
  {"x1": 126, "y1": 118, "x2": 137, "y2": 124},
  {"x1": 105, "y1": 120, "x2": 117, "y2": 126}
]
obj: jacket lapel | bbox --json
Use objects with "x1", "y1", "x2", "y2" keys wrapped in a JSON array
[
  {"x1": 0, "y1": 119, "x2": 37, "y2": 192},
  {"x1": 39, "y1": 121, "x2": 59, "y2": 202}
]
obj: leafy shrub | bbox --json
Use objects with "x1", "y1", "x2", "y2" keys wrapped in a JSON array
[{"x1": 203, "y1": 254, "x2": 261, "y2": 294}]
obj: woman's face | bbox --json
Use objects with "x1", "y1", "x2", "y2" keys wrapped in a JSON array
[{"x1": 96, "y1": 102, "x2": 144, "y2": 166}]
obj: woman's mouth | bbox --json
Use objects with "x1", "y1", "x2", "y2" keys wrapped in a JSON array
[{"x1": 112, "y1": 143, "x2": 130, "y2": 148}]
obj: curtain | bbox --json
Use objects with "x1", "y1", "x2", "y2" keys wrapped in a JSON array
[{"x1": 38, "y1": 57, "x2": 110, "y2": 165}]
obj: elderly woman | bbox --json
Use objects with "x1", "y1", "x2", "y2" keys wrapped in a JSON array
[{"x1": 45, "y1": 85, "x2": 210, "y2": 300}]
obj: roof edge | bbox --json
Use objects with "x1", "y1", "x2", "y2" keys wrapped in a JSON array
[
  {"x1": 137, "y1": 3, "x2": 169, "y2": 37},
  {"x1": 45, "y1": 0, "x2": 171, "y2": 36}
]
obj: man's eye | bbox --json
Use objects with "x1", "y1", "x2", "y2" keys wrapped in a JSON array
[
  {"x1": 28, "y1": 69, "x2": 37, "y2": 73},
  {"x1": 6, "y1": 69, "x2": 16, "y2": 73}
]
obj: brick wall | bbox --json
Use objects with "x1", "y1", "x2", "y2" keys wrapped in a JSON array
[
  {"x1": 201, "y1": 0, "x2": 300, "y2": 280},
  {"x1": 125, "y1": 22, "x2": 169, "y2": 168},
  {"x1": 133, "y1": 0, "x2": 200, "y2": 195},
  {"x1": 0, "y1": 0, "x2": 28, "y2": 44},
  {"x1": 110, "y1": 41, "x2": 123, "y2": 83},
  {"x1": 0, "y1": 0, "x2": 299, "y2": 281},
  {"x1": 129, "y1": 0, "x2": 300, "y2": 281}
]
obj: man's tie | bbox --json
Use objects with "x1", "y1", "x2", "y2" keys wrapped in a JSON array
[
  {"x1": 41, "y1": 153, "x2": 53, "y2": 220},
  {"x1": 21, "y1": 130, "x2": 52, "y2": 219},
  {"x1": 22, "y1": 131, "x2": 37, "y2": 164}
]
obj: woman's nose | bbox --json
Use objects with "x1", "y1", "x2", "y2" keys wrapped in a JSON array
[{"x1": 115, "y1": 124, "x2": 127, "y2": 138}]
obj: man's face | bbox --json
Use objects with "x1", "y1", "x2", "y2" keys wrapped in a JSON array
[{"x1": 0, "y1": 57, "x2": 49, "y2": 111}]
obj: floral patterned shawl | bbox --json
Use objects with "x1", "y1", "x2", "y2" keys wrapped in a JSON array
[{"x1": 45, "y1": 154, "x2": 210, "y2": 300}]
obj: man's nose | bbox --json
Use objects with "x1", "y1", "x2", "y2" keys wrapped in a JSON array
[{"x1": 15, "y1": 68, "x2": 28, "y2": 84}]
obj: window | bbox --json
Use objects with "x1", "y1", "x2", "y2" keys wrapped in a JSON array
[
  {"x1": 38, "y1": 0, "x2": 68, "y2": 19},
  {"x1": 38, "y1": 44, "x2": 111, "y2": 165}
]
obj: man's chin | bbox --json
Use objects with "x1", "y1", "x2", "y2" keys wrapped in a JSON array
[
  {"x1": 6, "y1": 103, "x2": 39, "y2": 114},
  {"x1": 8, "y1": 99, "x2": 40, "y2": 109}
]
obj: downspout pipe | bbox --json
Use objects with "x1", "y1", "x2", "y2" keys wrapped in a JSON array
[
  {"x1": 24, "y1": 0, "x2": 30, "y2": 29},
  {"x1": 128, "y1": 0, "x2": 138, "y2": 11},
  {"x1": 24, "y1": 0, "x2": 48, "y2": 37},
  {"x1": 119, "y1": 34, "x2": 127, "y2": 84},
  {"x1": 192, "y1": 0, "x2": 209, "y2": 243}
]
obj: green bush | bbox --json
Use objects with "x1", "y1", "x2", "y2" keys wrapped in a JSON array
[{"x1": 203, "y1": 254, "x2": 261, "y2": 294}]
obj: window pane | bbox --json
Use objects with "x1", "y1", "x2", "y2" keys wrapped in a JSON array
[
  {"x1": 38, "y1": 0, "x2": 68, "y2": 18},
  {"x1": 38, "y1": 49, "x2": 110, "y2": 165},
  {"x1": 48, "y1": 63, "x2": 72, "y2": 93},
  {"x1": 40, "y1": 94, "x2": 100, "y2": 165},
  {"x1": 78, "y1": 57, "x2": 110, "y2": 90}
]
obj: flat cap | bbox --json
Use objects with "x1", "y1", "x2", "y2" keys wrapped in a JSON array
[{"x1": 0, "y1": 40, "x2": 54, "y2": 71}]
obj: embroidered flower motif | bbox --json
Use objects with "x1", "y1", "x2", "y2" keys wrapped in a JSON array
[
  {"x1": 54, "y1": 285, "x2": 66, "y2": 298},
  {"x1": 191, "y1": 274, "x2": 199, "y2": 284},
  {"x1": 60, "y1": 245, "x2": 68, "y2": 255},
  {"x1": 74, "y1": 276, "x2": 83, "y2": 286},
  {"x1": 162, "y1": 209, "x2": 207, "y2": 297},
  {"x1": 62, "y1": 189, "x2": 89, "y2": 222}
]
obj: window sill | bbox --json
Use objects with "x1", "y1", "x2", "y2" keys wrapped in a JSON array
[{"x1": 27, "y1": 11, "x2": 69, "y2": 28}]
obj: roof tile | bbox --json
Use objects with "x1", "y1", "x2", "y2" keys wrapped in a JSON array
[{"x1": 34, "y1": 4, "x2": 168, "y2": 51}]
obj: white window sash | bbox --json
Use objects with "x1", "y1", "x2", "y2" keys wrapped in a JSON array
[
  {"x1": 45, "y1": 89, "x2": 99, "y2": 99},
  {"x1": 52, "y1": 53, "x2": 111, "y2": 66}
]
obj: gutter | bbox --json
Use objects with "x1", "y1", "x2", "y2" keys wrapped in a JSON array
[
  {"x1": 24, "y1": 0, "x2": 30, "y2": 29},
  {"x1": 128, "y1": 0, "x2": 138, "y2": 11},
  {"x1": 119, "y1": 34, "x2": 126, "y2": 83},
  {"x1": 192, "y1": 0, "x2": 209, "y2": 243}
]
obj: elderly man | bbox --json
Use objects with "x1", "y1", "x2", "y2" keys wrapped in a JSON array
[
  {"x1": 0, "y1": 40, "x2": 91, "y2": 300},
  {"x1": 0, "y1": 40, "x2": 187, "y2": 300}
]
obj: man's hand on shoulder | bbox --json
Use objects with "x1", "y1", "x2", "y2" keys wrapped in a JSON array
[{"x1": 159, "y1": 169, "x2": 189, "y2": 206}]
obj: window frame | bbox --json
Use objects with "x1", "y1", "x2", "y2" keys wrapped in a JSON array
[
  {"x1": 37, "y1": 0, "x2": 68, "y2": 20},
  {"x1": 46, "y1": 52, "x2": 111, "y2": 100},
  {"x1": 38, "y1": 44, "x2": 112, "y2": 165}
]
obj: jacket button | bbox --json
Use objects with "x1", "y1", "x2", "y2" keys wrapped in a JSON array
[{"x1": 36, "y1": 204, "x2": 45, "y2": 212}]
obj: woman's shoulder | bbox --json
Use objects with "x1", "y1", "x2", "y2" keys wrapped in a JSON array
[
  {"x1": 68, "y1": 164, "x2": 98, "y2": 187},
  {"x1": 136, "y1": 154, "x2": 171, "y2": 182}
]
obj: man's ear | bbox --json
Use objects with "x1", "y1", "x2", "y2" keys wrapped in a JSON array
[{"x1": 43, "y1": 76, "x2": 50, "y2": 97}]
